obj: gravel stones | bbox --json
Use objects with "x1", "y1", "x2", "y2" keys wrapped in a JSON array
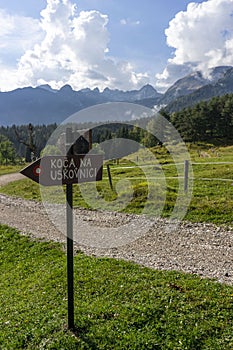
[{"x1": 0, "y1": 193, "x2": 232, "y2": 285}]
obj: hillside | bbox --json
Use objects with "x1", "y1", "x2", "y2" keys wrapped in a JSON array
[{"x1": 162, "y1": 66, "x2": 233, "y2": 112}]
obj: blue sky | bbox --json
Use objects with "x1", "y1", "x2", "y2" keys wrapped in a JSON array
[{"x1": 0, "y1": 0, "x2": 233, "y2": 92}]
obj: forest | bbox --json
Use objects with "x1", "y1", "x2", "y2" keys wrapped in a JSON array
[
  {"x1": 168, "y1": 93, "x2": 233, "y2": 143},
  {"x1": 0, "y1": 93, "x2": 232, "y2": 164},
  {"x1": 0, "y1": 123, "x2": 57, "y2": 163}
]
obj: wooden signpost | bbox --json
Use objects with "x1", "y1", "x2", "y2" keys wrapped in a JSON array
[
  {"x1": 20, "y1": 155, "x2": 103, "y2": 186},
  {"x1": 20, "y1": 149, "x2": 103, "y2": 330}
]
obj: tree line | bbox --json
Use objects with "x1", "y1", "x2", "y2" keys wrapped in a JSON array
[
  {"x1": 167, "y1": 93, "x2": 233, "y2": 143},
  {"x1": 0, "y1": 123, "x2": 57, "y2": 164},
  {"x1": 0, "y1": 93, "x2": 232, "y2": 164},
  {"x1": 93, "y1": 92, "x2": 233, "y2": 149}
]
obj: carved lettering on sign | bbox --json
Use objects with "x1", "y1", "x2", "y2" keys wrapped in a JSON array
[{"x1": 20, "y1": 155, "x2": 103, "y2": 186}]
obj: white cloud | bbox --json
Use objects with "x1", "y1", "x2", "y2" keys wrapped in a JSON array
[
  {"x1": 0, "y1": 9, "x2": 43, "y2": 59},
  {"x1": 120, "y1": 18, "x2": 140, "y2": 26},
  {"x1": 155, "y1": 0, "x2": 233, "y2": 91},
  {"x1": 155, "y1": 63, "x2": 194, "y2": 91},
  {"x1": 0, "y1": 0, "x2": 148, "y2": 91},
  {"x1": 120, "y1": 19, "x2": 127, "y2": 25},
  {"x1": 0, "y1": 9, "x2": 44, "y2": 91}
]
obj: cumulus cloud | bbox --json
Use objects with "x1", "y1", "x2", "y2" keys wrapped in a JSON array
[
  {"x1": 0, "y1": 7, "x2": 47, "y2": 90},
  {"x1": 0, "y1": 9, "x2": 44, "y2": 91},
  {"x1": 0, "y1": 0, "x2": 148, "y2": 91},
  {"x1": 155, "y1": 0, "x2": 233, "y2": 91},
  {"x1": 0, "y1": 9, "x2": 43, "y2": 61}
]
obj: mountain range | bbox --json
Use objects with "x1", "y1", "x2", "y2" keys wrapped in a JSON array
[{"x1": 1, "y1": 65, "x2": 233, "y2": 126}]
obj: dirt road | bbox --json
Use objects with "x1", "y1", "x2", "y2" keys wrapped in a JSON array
[{"x1": 0, "y1": 172, "x2": 232, "y2": 285}]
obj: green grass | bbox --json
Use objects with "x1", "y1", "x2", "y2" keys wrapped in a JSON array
[
  {"x1": 0, "y1": 224, "x2": 233, "y2": 349},
  {"x1": 0, "y1": 145, "x2": 232, "y2": 226},
  {"x1": 185, "y1": 180, "x2": 233, "y2": 224},
  {"x1": 0, "y1": 179, "x2": 42, "y2": 201},
  {"x1": 0, "y1": 164, "x2": 24, "y2": 176}
]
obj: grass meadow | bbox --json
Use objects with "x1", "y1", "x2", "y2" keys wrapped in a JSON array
[
  {"x1": 0, "y1": 144, "x2": 232, "y2": 349},
  {"x1": 0, "y1": 225, "x2": 233, "y2": 349},
  {"x1": 1, "y1": 144, "x2": 232, "y2": 226}
]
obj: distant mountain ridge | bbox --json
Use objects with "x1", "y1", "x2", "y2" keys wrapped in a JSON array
[
  {"x1": 0, "y1": 84, "x2": 162, "y2": 126},
  {"x1": 1, "y1": 65, "x2": 233, "y2": 126}
]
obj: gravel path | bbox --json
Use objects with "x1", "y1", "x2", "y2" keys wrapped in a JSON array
[
  {"x1": 0, "y1": 174, "x2": 232, "y2": 285},
  {"x1": 0, "y1": 172, "x2": 24, "y2": 186}
]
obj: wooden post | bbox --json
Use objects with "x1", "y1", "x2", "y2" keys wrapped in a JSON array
[
  {"x1": 66, "y1": 128, "x2": 74, "y2": 330},
  {"x1": 88, "y1": 129, "x2": 92, "y2": 150},
  {"x1": 66, "y1": 183, "x2": 74, "y2": 330},
  {"x1": 184, "y1": 160, "x2": 189, "y2": 193},
  {"x1": 106, "y1": 164, "x2": 113, "y2": 191}
]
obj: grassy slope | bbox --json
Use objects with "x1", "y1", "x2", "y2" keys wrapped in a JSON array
[
  {"x1": 0, "y1": 165, "x2": 24, "y2": 176},
  {"x1": 0, "y1": 225, "x2": 233, "y2": 349},
  {"x1": 0, "y1": 145, "x2": 232, "y2": 225}
]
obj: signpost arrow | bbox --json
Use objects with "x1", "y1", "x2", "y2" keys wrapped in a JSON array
[{"x1": 20, "y1": 158, "x2": 42, "y2": 184}]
